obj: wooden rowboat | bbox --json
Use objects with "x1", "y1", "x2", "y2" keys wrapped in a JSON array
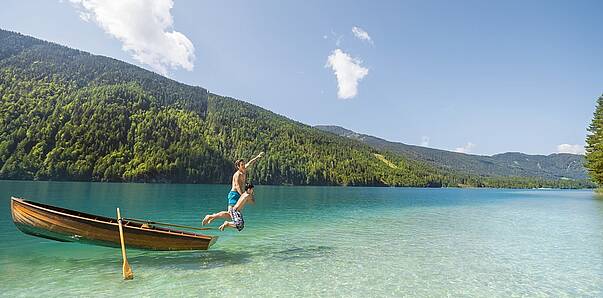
[{"x1": 10, "y1": 197, "x2": 218, "y2": 251}]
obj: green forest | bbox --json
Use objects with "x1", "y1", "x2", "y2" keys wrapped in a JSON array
[
  {"x1": 0, "y1": 29, "x2": 594, "y2": 188},
  {"x1": 585, "y1": 94, "x2": 603, "y2": 187}
]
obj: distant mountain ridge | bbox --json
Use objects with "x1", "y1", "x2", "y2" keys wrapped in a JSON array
[{"x1": 315, "y1": 125, "x2": 587, "y2": 180}]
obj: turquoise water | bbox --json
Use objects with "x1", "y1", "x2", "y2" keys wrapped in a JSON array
[{"x1": 1, "y1": 181, "x2": 602, "y2": 297}]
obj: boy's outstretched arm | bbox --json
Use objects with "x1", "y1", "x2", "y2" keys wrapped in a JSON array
[{"x1": 245, "y1": 152, "x2": 264, "y2": 168}]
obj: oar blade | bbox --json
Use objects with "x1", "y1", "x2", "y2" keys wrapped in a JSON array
[{"x1": 123, "y1": 260, "x2": 134, "y2": 280}]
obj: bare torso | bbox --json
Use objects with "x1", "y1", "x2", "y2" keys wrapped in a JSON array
[{"x1": 230, "y1": 170, "x2": 246, "y2": 194}]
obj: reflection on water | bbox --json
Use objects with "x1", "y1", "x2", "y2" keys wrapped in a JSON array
[
  {"x1": 270, "y1": 245, "x2": 334, "y2": 261},
  {"x1": 129, "y1": 250, "x2": 254, "y2": 270}
]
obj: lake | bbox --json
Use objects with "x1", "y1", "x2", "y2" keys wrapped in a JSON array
[{"x1": 1, "y1": 181, "x2": 602, "y2": 297}]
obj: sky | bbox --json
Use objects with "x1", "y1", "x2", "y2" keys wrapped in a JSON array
[{"x1": 1, "y1": 0, "x2": 601, "y2": 156}]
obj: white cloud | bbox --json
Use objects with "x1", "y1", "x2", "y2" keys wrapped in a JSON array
[
  {"x1": 420, "y1": 136, "x2": 430, "y2": 147},
  {"x1": 69, "y1": 0, "x2": 195, "y2": 76},
  {"x1": 325, "y1": 49, "x2": 369, "y2": 99},
  {"x1": 352, "y1": 26, "x2": 372, "y2": 44},
  {"x1": 556, "y1": 144, "x2": 585, "y2": 155},
  {"x1": 455, "y1": 142, "x2": 476, "y2": 154}
]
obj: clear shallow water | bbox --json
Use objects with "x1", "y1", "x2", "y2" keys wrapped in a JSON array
[{"x1": 0, "y1": 181, "x2": 602, "y2": 297}]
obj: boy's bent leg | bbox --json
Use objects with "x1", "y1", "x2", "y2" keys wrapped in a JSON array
[
  {"x1": 233, "y1": 193, "x2": 253, "y2": 211},
  {"x1": 218, "y1": 221, "x2": 236, "y2": 231},
  {"x1": 202, "y1": 210, "x2": 230, "y2": 225}
]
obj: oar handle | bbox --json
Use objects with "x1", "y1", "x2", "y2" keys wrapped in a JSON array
[{"x1": 117, "y1": 208, "x2": 133, "y2": 280}]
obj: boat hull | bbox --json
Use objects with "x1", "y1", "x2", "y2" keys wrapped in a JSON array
[{"x1": 11, "y1": 197, "x2": 217, "y2": 251}]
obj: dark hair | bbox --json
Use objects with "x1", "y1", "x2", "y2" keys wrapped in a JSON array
[
  {"x1": 245, "y1": 183, "x2": 254, "y2": 191},
  {"x1": 235, "y1": 159, "x2": 245, "y2": 169}
]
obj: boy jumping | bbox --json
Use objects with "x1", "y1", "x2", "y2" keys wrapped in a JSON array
[
  {"x1": 218, "y1": 183, "x2": 255, "y2": 231},
  {"x1": 202, "y1": 152, "x2": 263, "y2": 228}
]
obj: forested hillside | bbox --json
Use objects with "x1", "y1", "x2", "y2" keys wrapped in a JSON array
[
  {"x1": 0, "y1": 29, "x2": 593, "y2": 188},
  {"x1": 315, "y1": 125, "x2": 588, "y2": 180}
]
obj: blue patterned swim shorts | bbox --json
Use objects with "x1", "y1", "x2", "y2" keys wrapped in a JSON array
[{"x1": 229, "y1": 208, "x2": 245, "y2": 231}]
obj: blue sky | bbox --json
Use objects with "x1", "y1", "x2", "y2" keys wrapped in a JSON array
[{"x1": 1, "y1": 0, "x2": 601, "y2": 155}]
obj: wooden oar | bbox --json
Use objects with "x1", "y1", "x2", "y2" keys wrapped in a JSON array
[
  {"x1": 116, "y1": 208, "x2": 133, "y2": 280},
  {"x1": 123, "y1": 217, "x2": 216, "y2": 231}
]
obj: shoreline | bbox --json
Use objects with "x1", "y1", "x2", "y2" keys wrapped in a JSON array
[{"x1": 0, "y1": 178, "x2": 595, "y2": 191}]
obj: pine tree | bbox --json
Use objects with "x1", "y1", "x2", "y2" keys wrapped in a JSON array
[{"x1": 585, "y1": 94, "x2": 603, "y2": 185}]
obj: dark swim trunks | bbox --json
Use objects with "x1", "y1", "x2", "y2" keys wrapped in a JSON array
[{"x1": 229, "y1": 208, "x2": 245, "y2": 231}]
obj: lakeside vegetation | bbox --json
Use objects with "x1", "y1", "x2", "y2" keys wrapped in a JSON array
[
  {"x1": 0, "y1": 29, "x2": 594, "y2": 188},
  {"x1": 586, "y1": 94, "x2": 603, "y2": 188}
]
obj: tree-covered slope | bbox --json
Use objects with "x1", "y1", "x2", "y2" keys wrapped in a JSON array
[
  {"x1": 315, "y1": 125, "x2": 588, "y2": 180},
  {"x1": 0, "y1": 29, "x2": 592, "y2": 188},
  {"x1": 0, "y1": 29, "x2": 464, "y2": 186}
]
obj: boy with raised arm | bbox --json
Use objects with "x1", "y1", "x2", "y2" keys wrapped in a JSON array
[
  {"x1": 218, "y1": 183, "x2": 255, "y2": 231},
  {"x1": 202, "y1": 152, "x2": 264, "y2": 226}
]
